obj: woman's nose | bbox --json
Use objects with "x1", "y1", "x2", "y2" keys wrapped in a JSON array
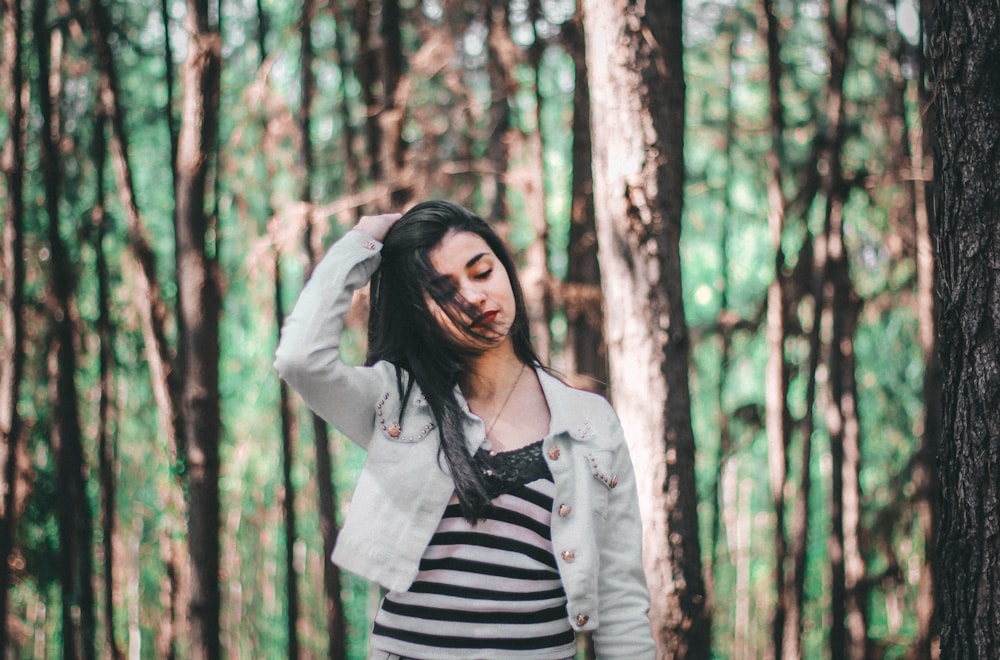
[{"x1": 462, "y1": 282, "x2": 487, "y2": 306}]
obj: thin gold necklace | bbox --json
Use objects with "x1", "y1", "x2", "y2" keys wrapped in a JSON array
[{"x1": 484, "y1": 362, "x2": 527, "y2": 440}]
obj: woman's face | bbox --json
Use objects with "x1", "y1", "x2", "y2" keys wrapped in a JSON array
[{"x1": 426, "y1": 229, "x2": 516, "y2": 350}]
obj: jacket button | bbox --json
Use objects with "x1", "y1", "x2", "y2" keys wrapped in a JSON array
[
  {"x1": 548, "y1": 447, "x2": 561, "y2": 460},
  {"x1": 576, "y1": 613, "x2": 589, "y2": 627},
  {"x1": 609, "y1": 475, "x2": 619, "y2": 488},
  {"x1": 561, "y1": 550, "x2": 576, "y2": 562},
  {"x1": 558, "y1": 504, "x2": 571, "y2": 517}
]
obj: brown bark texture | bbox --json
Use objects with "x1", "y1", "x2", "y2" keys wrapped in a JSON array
[
  {"x1": 0, "y1": 0, "x2": 25, "y2": 648},
  {"x1": 562, "y1": 4, "x2": 607, "y2": 395},
  {"x1": 175, "y1": 1, "x2": 222, "y2": 657},
  {"x1": 926, "y1": 1, "x2": 1000, "y2": 657},
  {"x1": 582, "y1": 0, "x2": 709, "y2": 656}
]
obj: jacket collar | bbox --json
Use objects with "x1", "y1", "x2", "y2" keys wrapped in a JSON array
[
  {"x1": 453, "y1": 365, "x2": 597, "y2": 454},
  {"x1": 536, "y1": 367, "x2": 596, "y2": 442}
]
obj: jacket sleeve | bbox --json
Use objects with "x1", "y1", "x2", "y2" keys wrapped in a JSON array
[
  {"x1": 593, "y1": 404, "x2": 657, "y2": 659},
  {"x1": 273, "y1": 229, "x2": 388, "y2": 449}
]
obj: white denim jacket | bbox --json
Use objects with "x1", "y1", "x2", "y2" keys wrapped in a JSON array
[{"x1": 274, "y1": 229, "x2": 655, "y2": 659}]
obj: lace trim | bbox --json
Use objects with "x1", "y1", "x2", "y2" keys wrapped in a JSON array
[{"x1": 473, "y1": 439, "x2": 551, "y2": 499}]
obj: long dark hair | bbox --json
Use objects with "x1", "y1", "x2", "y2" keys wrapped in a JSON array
[{"x1": 366, "y1": 200, "x2": 541, "y2": 521}]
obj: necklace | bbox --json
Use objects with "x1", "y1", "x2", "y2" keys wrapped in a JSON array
[{"x1": 483, "y1": 362, "x2": 527, "y2": 440}]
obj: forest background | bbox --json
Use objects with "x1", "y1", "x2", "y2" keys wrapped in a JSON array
[{"x1": 2, "y1": 0, "x2": 994, "y2": 658}]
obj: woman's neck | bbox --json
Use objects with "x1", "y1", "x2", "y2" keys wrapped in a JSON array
[{"x1": 462, "y1": 341, "x2": 524, "y2": 401}]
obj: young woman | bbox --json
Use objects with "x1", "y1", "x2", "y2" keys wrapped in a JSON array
[{"x1": 275, "y1": 201, "x2": 654, "y2": 659}]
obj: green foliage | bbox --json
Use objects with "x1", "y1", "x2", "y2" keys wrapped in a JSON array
[{"x1": 3, "y1": 0, "x2": 935, "y2": 656}]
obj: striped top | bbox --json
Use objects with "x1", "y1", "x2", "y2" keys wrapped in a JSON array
[{"x1": 370, "y1": 443, "x2": 576, "y2": 659}]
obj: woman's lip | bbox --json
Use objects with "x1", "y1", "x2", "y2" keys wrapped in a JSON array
[{"x1": 471, "y1": 310, "x2": 498, "y2": 328}]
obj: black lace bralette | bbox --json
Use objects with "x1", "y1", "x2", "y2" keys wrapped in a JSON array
[{"x1": 473, "y1": 439, "x2": 551, "y2": 499}]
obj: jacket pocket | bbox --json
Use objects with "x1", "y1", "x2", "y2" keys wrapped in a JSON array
[{"x1": 375, "y1": 391, "x2": 436, "y2": 444}]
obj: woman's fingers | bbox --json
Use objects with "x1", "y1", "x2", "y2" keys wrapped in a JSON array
[{"x1": 356, "y1": 213, "x2": 403, "y2": 242}]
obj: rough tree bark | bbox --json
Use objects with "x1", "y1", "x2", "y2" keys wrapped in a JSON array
[
  {"x1": 174, "y1": 0, "x2": 222, "y2": 657},
  {"x1": 0, "y1": 0, "x2": 25, "y2": 648},
  {"x1": 926, "y1": 1, "x2": 1000, "y2": 657},
  {"x1": 582, "y1": 0, "x2": 709, "y2": 656},
  {"x1": 562, "y1": 2, "x2": 607, "y2": 395},
  {"x1": 36, "y1": 14, "x2": 97, "y2": 659}
]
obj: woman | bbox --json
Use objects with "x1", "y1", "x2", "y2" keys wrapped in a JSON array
[{"x1": 275, "y1": 201, "x2": 654, "y2": 659}]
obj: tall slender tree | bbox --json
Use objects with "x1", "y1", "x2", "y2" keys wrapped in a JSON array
[
  {"x1": 926, "y1": 0, "x2": 1000, "y2": 657},
  {"x1": 903, "y1": 5, "x2": 940, "y2": 655},
  {"x1": 757, "y1": 0, "x2": 792, "y2": 655},
  {"x1": 0, "y1": 0, "x2": 26, "y2": 649},
  {"x1": 562, "y1": 2, "x2": 606, "y2": 394},
  {"x1": 174, "y1": 0, "x2": 222, "y2": 656},
  {"x1": 92, "y1": 100, "x2": 124, "y2": 660},
  {"x1": 298, "y1": 1, "x2": 349, "y2": 656},
  {"x1": 36, "y1": 11, "x2": 97, "y2": 657},
  {"x1": 582, "y1": 0, "x2": 709, "y2": 655}
]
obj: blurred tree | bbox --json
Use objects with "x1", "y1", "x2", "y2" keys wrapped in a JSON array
[
  {"x1": 756, "y1": 1, "x2": 794, "y2": 655},
  {"x1": 582, "y1": 0, "x2": 709, "y2": 656},
  {"x1": 927, "y1": 0, "x2": 1000, "y2": 656},
  {"x1": 35, "y1": 6, "x2": 97, "y2": 657},
  {"x1": 85, "y1": 0, "x2": 189, "y2": 649},
  {"x1": 298, "y1": 1, "x2": 349, "y2": 656},
  {"x1": 173, "y1": 0, "x2": 222, "y2": 655},
  {"x1": 561, "y1": 0, "x2": 607, "y2": 395},
  {"x1": 0, "y1": 0, "x2": 26, "y2": 649},
  {"x1": 91, "y1": 97, "x2": 124, "y2": 660}
]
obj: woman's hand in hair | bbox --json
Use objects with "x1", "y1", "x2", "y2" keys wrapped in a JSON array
[{"x1": 356, "y1": 213, "x2": 403, "y2": 243}]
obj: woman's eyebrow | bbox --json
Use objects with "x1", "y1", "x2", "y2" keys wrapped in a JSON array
[
  {"x1": 465, "y1": 252, "x2": 488, "y2": 269},
  {"x1": 430, "y1": 252, "x2": 490, "y2": 287}
]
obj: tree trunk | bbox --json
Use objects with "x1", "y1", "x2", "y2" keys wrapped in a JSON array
[
  {"x1": 93, "y1": 99, "x2": 124, "y2": 660},
  {"x1": 175, "y1": 1, "x2": 222, "y2": 657},
  {"x1": 562, "y1": 2, "x2": 606, "y2": 394},
  {"x1": 582, "y1": 0, "x2": 709, "y2": 656},
  {"x1": 160, "y1": 0, "x2": 178, "y2": 194},
  {"x1": 297, "y1": 5, "x2": 349, "y2": 656},
  {"x1": 905, "y1": 7, "x2": 940, "y2": 655},
  {"x1": 357, "y1": 0, "x2": 380, "y2": 187},
  {"x1": 520, "y1": 0, "x2": 553, "y2": 363},
  {"x1": 484, "y1": 0, "x2": 515, "y2": 224},
  {"x1": 36, "y1": 14, "x2": 97, "y2": 658},
  {"x1": 926, "y1": 1, "x2": 1000, "y2": 657},
  {"x1": 707, "y1": 21, "x2": 738, "y2": 639},
  {"x1": 328, "y1": 1, "x2": 361, "y2": 221},
  {"x1": 84, "y1": 5, "x2": 189, "y2": 650},
  {"x1": 816, "y1": 2, "x2": 867, "y2": 657},
  {"x1": 379, "y1": 0, "x2": 410, "y2": 207},
  {"x1": 757, "y1": 1, "x2": 791, "y2": 656},
  {"x1": 0, "y1": 0, "x2": 26, "y2": 648},
  {"x1": 274, "y1": 257, "x2": 301, "y2": 659}
]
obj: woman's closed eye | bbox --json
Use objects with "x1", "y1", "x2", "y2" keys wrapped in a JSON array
[{"x1": 473, "y1": 268, "x2": 493, "y2": 281}]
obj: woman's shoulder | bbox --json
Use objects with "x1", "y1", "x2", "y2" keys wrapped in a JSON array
[{"x1": 539, "y1": 368, "x2": 613, "y2": 408}]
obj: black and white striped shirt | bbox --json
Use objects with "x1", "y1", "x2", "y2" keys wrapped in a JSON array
[{"x1": 370, "y1": 443, "x2": 576, "y2": 659}]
